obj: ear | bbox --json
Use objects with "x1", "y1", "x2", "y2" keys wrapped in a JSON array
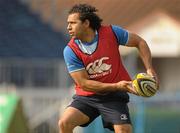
[{"x1": 84, "y1": 19, "x2": 90, "y2": 28}]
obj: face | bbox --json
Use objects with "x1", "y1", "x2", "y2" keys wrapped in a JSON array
[{"x1": 67, "y1": 13, "x2": 87, "y2": 39}]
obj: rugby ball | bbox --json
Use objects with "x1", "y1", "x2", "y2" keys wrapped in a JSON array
[{"x1": 132, "y1": 73, "x2": 157, "y2": 97}]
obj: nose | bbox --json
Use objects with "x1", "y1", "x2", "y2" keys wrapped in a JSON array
[{"x1": 67, "y1": 24, "x2": 71, "y2": 30}]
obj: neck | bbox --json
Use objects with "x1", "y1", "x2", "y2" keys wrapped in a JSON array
[{"x1": 79, "y1": 29, "x2": 96, "y2": 43}]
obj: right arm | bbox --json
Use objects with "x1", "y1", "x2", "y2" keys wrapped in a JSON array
[
  {"x1": 63, "y1": 46, "x2": 137, "y2": 94},
  {"x1": 70, "y1": 69, "x2": 134, "y2": 93}
]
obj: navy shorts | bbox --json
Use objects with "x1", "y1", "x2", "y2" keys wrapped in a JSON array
[{"x1": 68, "y1": 92, "x2": 131, "y2": 131}]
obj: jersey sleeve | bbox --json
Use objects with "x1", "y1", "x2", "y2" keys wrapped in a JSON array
[
  {"x1": 112, "y1": 25, "x2": 129, "y2": 45},
  {"x1": 63, "y1": 46, "x2": 85, "y2": 73}
]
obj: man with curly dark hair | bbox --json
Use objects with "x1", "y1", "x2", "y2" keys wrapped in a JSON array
[{"x1": 59, "y1": 4, "x2": 158, "y2": 133}]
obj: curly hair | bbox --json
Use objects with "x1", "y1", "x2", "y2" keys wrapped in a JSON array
[{"x1": 68, "y1": 4, "x2": 103, "y2": 30}]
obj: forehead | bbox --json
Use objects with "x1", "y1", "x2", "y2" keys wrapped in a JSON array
[{"x1": 67, "y1": 13, "x2": 80, "y2": 22}]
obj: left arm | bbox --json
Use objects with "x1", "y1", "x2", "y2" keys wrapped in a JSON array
[{"x1": 126, "y1": 32, "x2": 159, "y2": 88}]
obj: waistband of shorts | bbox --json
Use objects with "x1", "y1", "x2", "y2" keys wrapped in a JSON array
[{"x1": 74, "y1": 91, "x2": 129, "y2": 103}]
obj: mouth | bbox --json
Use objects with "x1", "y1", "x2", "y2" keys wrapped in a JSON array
[{"x1": 69, "y1": 32, "x2": 74, "y2": 36}]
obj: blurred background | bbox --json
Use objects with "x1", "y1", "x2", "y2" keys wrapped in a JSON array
[{"x1": 0, "y1": 0, "x2": 180, "y2": 133}]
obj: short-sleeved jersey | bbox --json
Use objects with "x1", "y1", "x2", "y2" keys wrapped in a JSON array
[{"x1": 64, "y1": 25, "x2": 131, "y2": 96}]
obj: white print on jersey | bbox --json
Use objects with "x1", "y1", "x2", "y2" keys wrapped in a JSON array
[{"x1": 86, "y1": 57, "x2": 112, "y2": 78}]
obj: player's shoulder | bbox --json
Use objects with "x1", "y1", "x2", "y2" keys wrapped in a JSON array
[
  {"x1": 63, "y1": 45, "x2": 73, "y2": 56},
  {"x1": 100, "y1": 24, "x2": 125, "y2": 29},
  {"x1": 111, "y1": 25, "x2": 126, "y2": 31},
  {"x1": 99, "y1": 25, "x2": 112, "y2": 29},
  {"x1": 99, "y1": 25, "x2": 125, "y2": 32},
  {"x1": 98, "y1": 25, "x2": 113, "y2": 33},
  {"x1": 63, "y1": 45, "x2": 69, "y2": 51}
]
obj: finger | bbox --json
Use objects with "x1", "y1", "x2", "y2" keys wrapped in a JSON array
[
  {"x1": 127, "y1": 84, "x2": 139, "y2": 96},
  {"x1": 125, "y1": 81, "x2": 132, "y2": 85}
]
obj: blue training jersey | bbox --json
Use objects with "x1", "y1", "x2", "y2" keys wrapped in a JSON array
[{"x1": 63, "y1": 25, "x2": 129, "y2": 73}]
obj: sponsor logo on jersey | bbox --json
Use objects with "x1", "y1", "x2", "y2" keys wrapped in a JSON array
[{"x1": 86, "y1": 57, "x2": 112, "y2": 78}]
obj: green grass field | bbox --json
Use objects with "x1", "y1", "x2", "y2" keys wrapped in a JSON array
[{"x1": 131, "y1": 106, "x2": 180, "y2": 133}]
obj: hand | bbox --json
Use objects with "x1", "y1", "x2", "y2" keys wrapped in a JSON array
[
  {"x1": 147, "y1": 68, "x2": 159, "y2": 90},
  {"x1": 116, "y1": 80, "x2": 139, "y2": 95}
]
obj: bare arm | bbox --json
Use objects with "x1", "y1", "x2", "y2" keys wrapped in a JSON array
[
  {"x1": 126, "y1": 32, "x2": 159, "y2": 86},
  {"x1": 70, "y1": 69, "x2": 137, "y2": 94}
]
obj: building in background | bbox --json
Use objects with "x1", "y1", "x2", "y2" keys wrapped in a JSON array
[{"x1": 0, "y1": 0, "x2": 70, "y2": 89}]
